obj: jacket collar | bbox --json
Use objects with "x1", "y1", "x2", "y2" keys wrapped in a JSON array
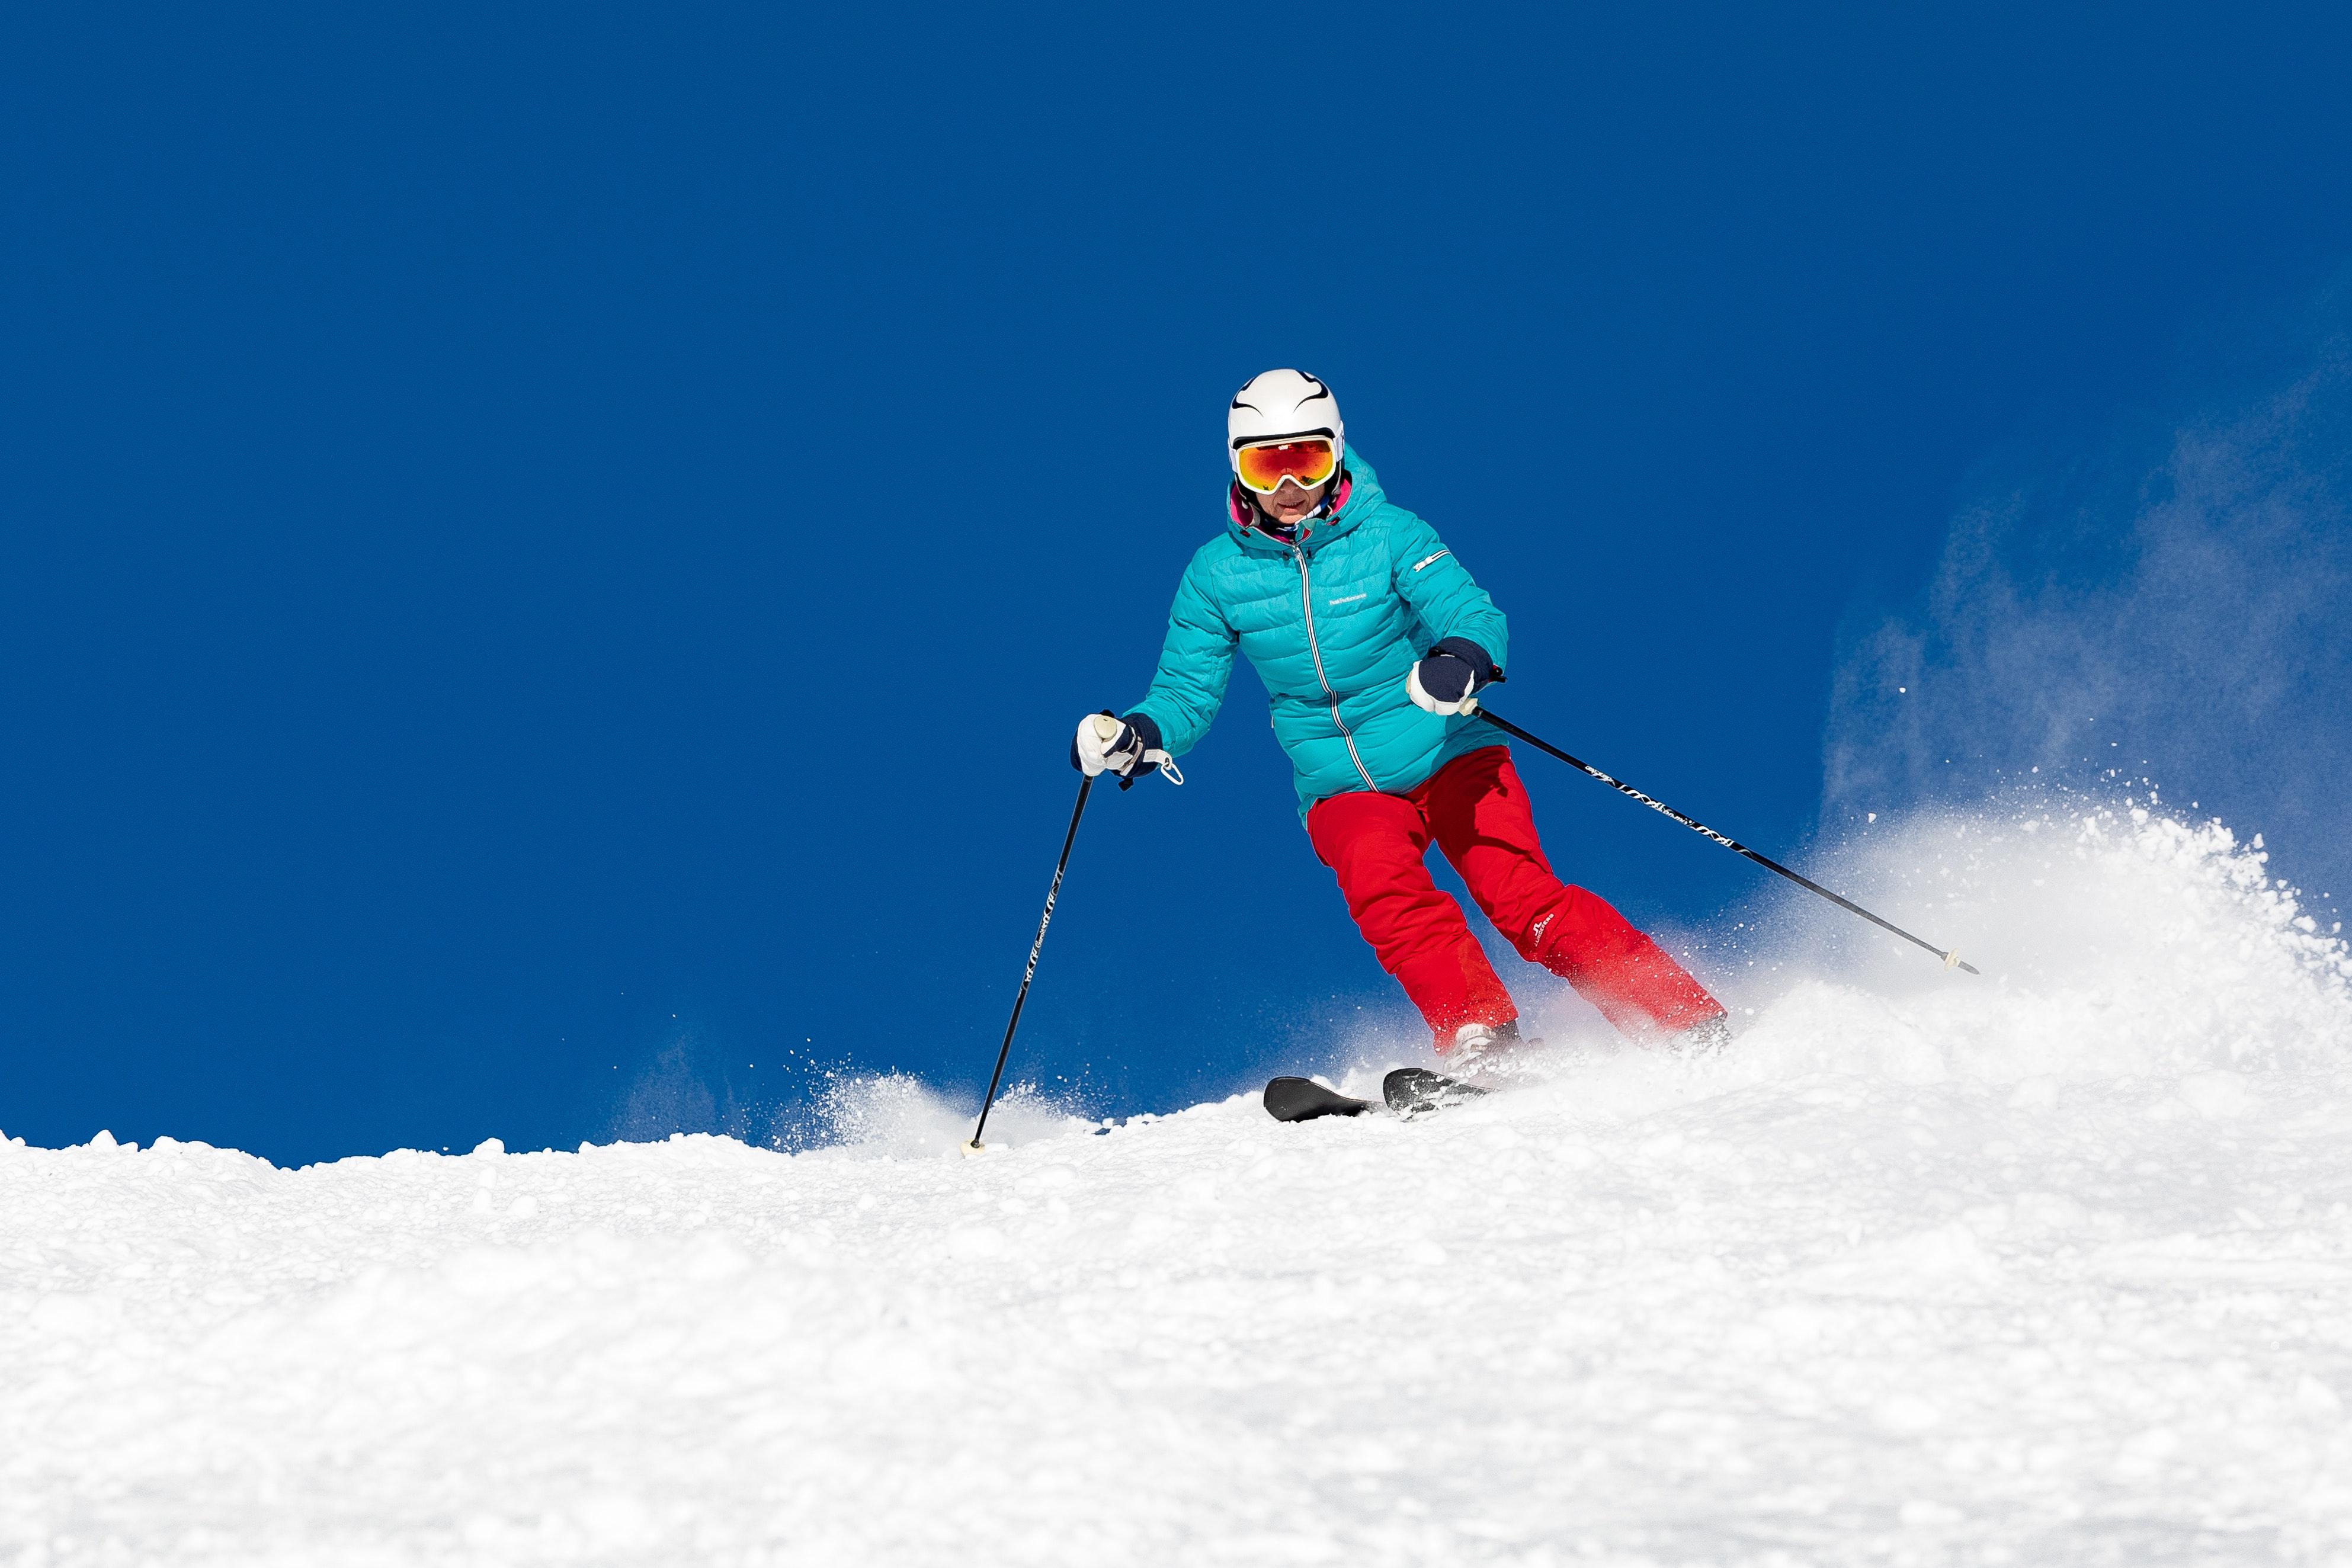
[{"x1": 1224, "y1": 454, "x2": 1382, "y2": 555}]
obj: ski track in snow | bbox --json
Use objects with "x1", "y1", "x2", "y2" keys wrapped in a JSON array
[{"x1": 6, "y1": 805, "x2": 2352, "y2": 1566}]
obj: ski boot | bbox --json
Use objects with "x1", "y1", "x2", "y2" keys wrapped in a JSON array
[
  {"x1": 1447, "y1": 1017, "x2": 1536, "y2": 1079},
  {"x1": 1665, "y1": 1013, "x2": 1735, "y2": 1056},
  {"x1": 1383, "y1": 1019, "x2": 1523, "y2": 1117}
]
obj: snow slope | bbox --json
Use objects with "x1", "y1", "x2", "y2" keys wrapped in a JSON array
[{"x1": 5, "y1": 803, "x2": 2351, "y2": 1566}]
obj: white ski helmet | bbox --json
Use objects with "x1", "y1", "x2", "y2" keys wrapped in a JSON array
[{"x1": 1227, "y1": 368, "x2": 1344, "y2": 479}]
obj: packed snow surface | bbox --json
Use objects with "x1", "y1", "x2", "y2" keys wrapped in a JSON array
[{"x1": 7, "y1": 803, "x2": 2352, "y2": 1565}]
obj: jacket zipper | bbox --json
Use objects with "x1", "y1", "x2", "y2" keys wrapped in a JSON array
[{"x1": 1295, "y1": 547, "x2": 1379, "y2": 791}]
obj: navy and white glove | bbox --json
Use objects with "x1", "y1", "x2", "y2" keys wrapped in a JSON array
[
  {"x1": 1406, "y1": 637, "x2": 1501, "y2": 716},
  {"x1": 1071, "y1": 710, "x2": 1171, "y2": 781}
]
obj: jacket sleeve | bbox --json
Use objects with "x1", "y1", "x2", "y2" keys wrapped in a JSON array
[
  {"x1": 1390, "y1": 511, "x2": 1509, "y2": 672},
  {"x1": 1127, "y1": 551, "x2": 1236, "y2": 758}
]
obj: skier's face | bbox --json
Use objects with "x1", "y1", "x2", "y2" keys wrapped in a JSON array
[{"x1": 1257, "y1": 476, "x2": 1328, "y2": 527}]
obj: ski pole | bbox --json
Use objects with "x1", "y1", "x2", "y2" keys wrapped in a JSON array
[
  {"x1": 966, "y1": 769, "x2": 1095, "y2": 1153},
  {"x1": 1466, "y1": 700, "x2": 1979, "y2": 975}
]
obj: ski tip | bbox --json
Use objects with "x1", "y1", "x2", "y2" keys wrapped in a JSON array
[
  {"x1": 1262, "y1": 1076, "x2": 1372, "y2": 1123},
  {"x1": 1383, "y1": 1067, "x2": 1490, "y2": 1117}
]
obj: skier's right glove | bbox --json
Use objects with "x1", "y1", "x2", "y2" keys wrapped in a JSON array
[{"x1": 1071, "y1": 710, "x2": 1175, "y2": 784}]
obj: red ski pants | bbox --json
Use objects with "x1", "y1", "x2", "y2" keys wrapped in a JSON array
[{"x1": 1306, "y1": 745, "x2": 1723, "y2": 1051}]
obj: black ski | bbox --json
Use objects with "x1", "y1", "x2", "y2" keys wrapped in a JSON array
[
  {"x1": 1383, "y1": 1067, "x2": 1489, "y2": 1117},
  {"x1": 1262, "y1": 1076, "x2": 1372, "y2": 1123}
]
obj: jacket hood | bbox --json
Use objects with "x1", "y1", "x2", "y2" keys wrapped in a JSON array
[{"x1": 1225, "y1": 453, "x2": 1386, "y2": 555}]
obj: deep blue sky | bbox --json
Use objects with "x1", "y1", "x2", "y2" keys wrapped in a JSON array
[{"x1": 7, "y1": 7, "x2": 2351, "y2": 1163}]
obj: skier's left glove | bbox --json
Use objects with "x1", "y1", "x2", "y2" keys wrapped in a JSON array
[
  {"x1": 1406, "y1": 637, "x2": 1501, "y2": 716},
  {"x1": 1071, "y1": 711, "x2": 1180, "y2": 786}
]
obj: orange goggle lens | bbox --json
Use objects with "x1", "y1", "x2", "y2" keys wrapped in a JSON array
[{"x1": 1235, "y1": 438, "x2": 1337, "y2": 493}]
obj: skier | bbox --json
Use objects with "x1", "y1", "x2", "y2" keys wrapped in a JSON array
[{"x1": 1073, "y1": 369, "x2": 1731, "y2": 1065}]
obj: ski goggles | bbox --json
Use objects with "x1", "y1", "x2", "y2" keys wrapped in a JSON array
[{"x1": 1233, "y1": 436, "x2": 1339, "y2": 494}]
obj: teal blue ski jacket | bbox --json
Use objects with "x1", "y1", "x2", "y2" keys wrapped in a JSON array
[{"x1": 1128, "y1": 454, "x2": 1508, "y2": 819}]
